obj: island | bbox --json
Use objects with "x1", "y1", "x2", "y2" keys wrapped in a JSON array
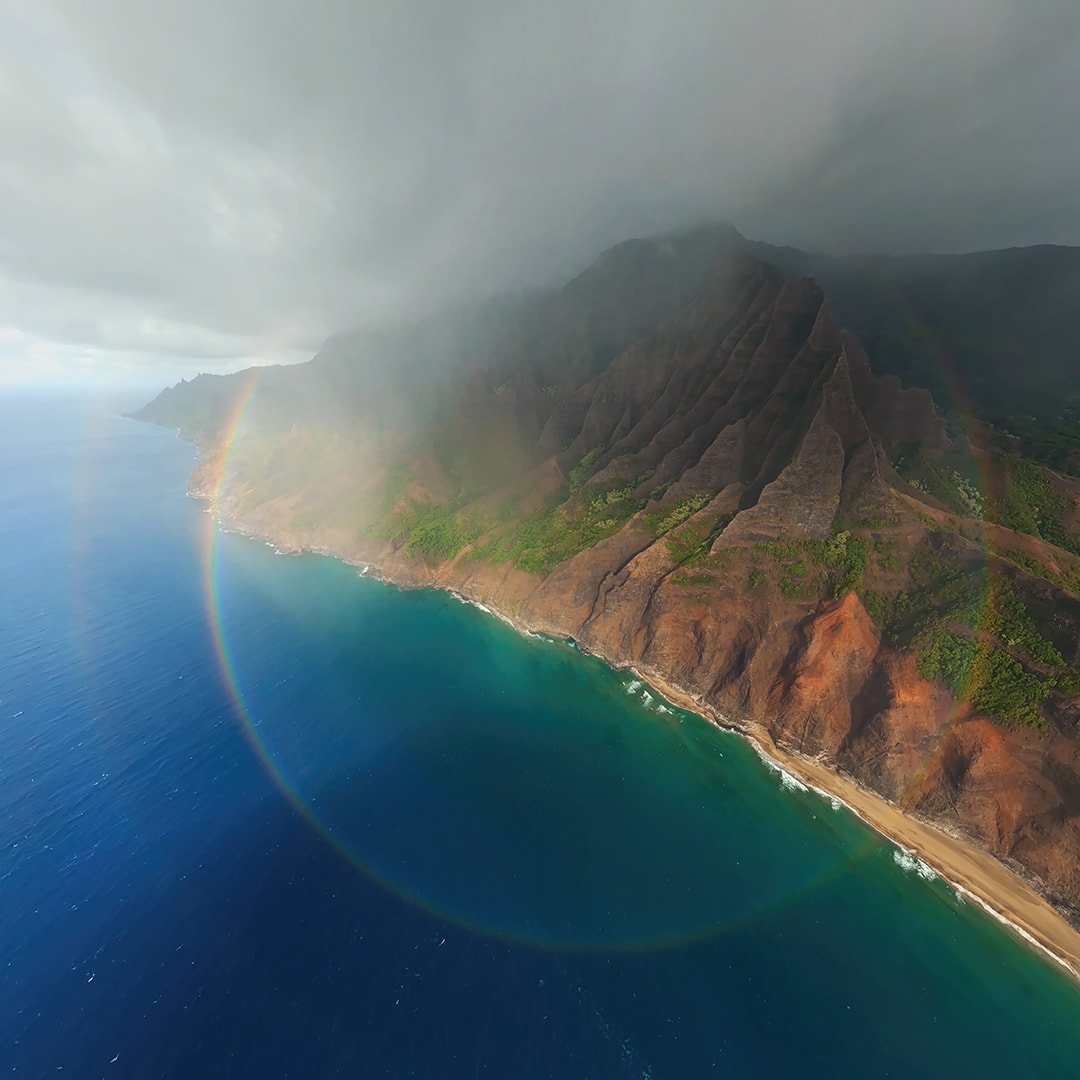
[{"x1": 131, "y1": 222, "x2": 1080, "y2": 977}]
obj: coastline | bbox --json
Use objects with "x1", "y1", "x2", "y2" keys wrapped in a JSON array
[
  {"x1": 631, "y1": 668, "x2": 1080, "y2": 982},
  {"x1": 209, "y1": 505, "x2": 1080, "y2": 982}
]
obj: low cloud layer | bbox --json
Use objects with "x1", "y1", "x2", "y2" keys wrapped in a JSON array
[{"x1": 2, "y1": 0, "x2": 1078, "y2": 384}]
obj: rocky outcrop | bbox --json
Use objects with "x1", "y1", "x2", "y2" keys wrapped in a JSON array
[{"x1": 135, "y1": 231, "x2": 1080, "y2": 928}]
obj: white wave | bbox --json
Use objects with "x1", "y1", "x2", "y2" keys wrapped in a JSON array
[
  {"x1": 623, "y1": 678, "x2": 677, "y2": 716},
  {"x1": 750, "y1": 742, "x2": 825, "y2": 798},
  {"x1": 953, "y1": 882, "x2": 1079, "y2": 978},
  {"x1": 459, "y1": 595, "x2": 519, "y2": 630},
  {"x1": 751, "y1": 742, "x2": 784, "y2": 778},
  {"x1": 739, "y1": 736, "x2": 1079, "y2": 979},
  {"x1": 802, "y1": 778, "x2": 843, "y2": 811},
  {"x1": 892, "y1": 847, "x2": 938, "y2": 882},
  {"x1": 779, "y1": 770, "x2": 810, "y2": 794}
]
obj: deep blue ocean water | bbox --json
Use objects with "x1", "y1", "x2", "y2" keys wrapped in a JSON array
[{"x1": 3, "y1": 389, "x2": 1080, "y2": 1078}]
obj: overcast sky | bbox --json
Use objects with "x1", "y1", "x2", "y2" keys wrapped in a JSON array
[{"x1": 2, "y1": 0, "x2": 1078, "y2": 387}]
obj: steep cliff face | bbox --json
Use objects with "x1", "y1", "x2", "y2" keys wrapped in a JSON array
[
  {"x1": 745, "y1": 241, "x2": 1080, "y2": 474},
  {"x1": 133, "y1": 229, "x2": 1080, "y2": 922}
]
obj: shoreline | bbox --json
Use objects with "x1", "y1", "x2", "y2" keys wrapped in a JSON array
[
  {"x1": 208, "y1": 504, "x2": 1080, "y2": 982},
  {"x1": 630, "y1": 668, "x2": 1080, "y2": 982}
]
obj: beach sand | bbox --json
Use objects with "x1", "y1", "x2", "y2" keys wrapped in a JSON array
[
  {"x1": 211, "y1": 521, "x2": 1080, "y2": 984},
  {"x1": 434, "y1": 583, "x2": 1080, "y2": 982},
  {"x1": 637, "y1": 668, "x2": 1080, "y2": 982}
]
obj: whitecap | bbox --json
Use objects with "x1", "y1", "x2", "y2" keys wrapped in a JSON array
[
  {"x1": 779, "y1": 770, "x2": 810, "y2": 794},
  {"x1": 892, "y1": 847, "x2": 937, "y2": 882}
]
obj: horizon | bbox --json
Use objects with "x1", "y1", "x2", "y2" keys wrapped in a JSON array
[
  {"x1": 6, "y1": 222, "x2": 1080, "y2": 392},
  {"x1": 4, "y1": 1, "x2": 1079, "y2": 387}
]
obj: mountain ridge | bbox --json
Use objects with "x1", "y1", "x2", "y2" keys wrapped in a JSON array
[{"x1": 132, "y1": 225, "x2": 1080, "y2": 941}]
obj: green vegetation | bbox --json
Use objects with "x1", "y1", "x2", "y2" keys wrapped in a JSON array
[
  {"x1": 586, "y1": 483, "x2": 637, "y2": 517},
  {"x1": 892, "y1": 446, "x2": 984, "y2": 519},
  {"x1": 664, "y1": 513, "x2": 732, "y2": 568},
  {"x1": 860, "y1": 535, "x2": 1077, "y2": 729},
  {"x1": 644, "y1": 494, "x2": 710, "y2": 536},
  {"x1": 984, "y1": 578, "x2": 1064, "y2": 668},
  {"x1": 666, "y1": 527, "x2": 709, "y2": 568},
  {"x1": 779, "y1": 576, "x2": 818, "y2": 601},
  {"x1": 848, "y1": 514, "x2": 902, "y2": 529},
  {"x1": 568, "y1": 443, "x2": 605, "y2": 494},
  {"x1": 758, "y1": 539, "x2": 808, "y2": 561},
  {"x1": 750, "y1": 524, "x2": 867, "y2": 600},
  {"x1": 915, "y1": 627, "x2": 1048, "y2": 729},
  {"x1": 861, "y1": 590, "x2": 894, "y2": 627},
  {"x1": 986, "y1": 458, "x2": 1080, "y2": 555},
  {"x1": 888, "y1": 442, "x2": 1070, "y2": 538},
  {"x1": 671, "y1": 571, "x2": 714, "y2": 586},
  {"x1": 950, "y1": 470, "x2": 985, "y2": 519},
  {"x1": 1003, "y1": 548, "x2": 1080, "y2": 597},
  {"x1": 368, "y1": 468, "x2": 1080, "y2": 733},
  {"x1": 467, "y1": 483, "x2": 645, "y2": 576},
  {"x1": 823, "y1": 530, "x2": 869, "y2": 597},
  {"x1": 971, "y1": 647, "x2": 1052, "y2": 729},
  {"x1": 371, "y1": 499, "x2": 484, "y2": 561},
  {"x1": 916, "y1": 627, "x2": 979, "y2": 697},
  {"x1": 1054, "y1": 669, "x2": 1080, "y2": 697}
]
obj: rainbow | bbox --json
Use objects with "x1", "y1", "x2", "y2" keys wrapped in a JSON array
[
  {"x1": 194, "y1": 371, "x2": 586, "y2": 944},
  {"x1": 194, "y1": 354, "x2": 986, "y2": 950},
  {"x1": 197, "y1": 370, "x2": 377, "y2": 867}
]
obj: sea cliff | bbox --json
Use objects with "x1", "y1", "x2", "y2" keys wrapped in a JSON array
[{"x1": 135, "y1": 227, "x2": 1080, "y2": 973}]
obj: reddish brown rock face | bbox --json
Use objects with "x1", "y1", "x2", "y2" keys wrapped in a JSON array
[
  {"x1": 134, "y1": 235, "x2": 1080, "y2": 926},
  {"x1": 767, "y1": 592, "x2": 881, "y2": 756}
]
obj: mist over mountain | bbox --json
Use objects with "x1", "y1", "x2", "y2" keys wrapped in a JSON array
[
  {"x1": 11, "y1": 2, "x2": 1080, "y2": 1069},
  {"x1": 5, "y1": 2, "x2": 1080, "y2": 383},
  {"x1": 134, "y1": 223, "x2": 1080, "y2": 931},
  {"x1": 139, "y1": 224, "x2": 1080, "y2": 472}
]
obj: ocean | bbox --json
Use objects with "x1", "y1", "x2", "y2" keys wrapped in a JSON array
[{"x1": 3, "y1": 388, "x2": 1080, "y2": 1078}]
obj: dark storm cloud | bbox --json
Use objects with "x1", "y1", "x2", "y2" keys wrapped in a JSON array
[{"x1": 2, "y1": 0, "x2": 1078, "y2": 381}]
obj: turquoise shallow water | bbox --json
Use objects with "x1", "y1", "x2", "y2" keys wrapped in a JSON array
[{"x1": 3, "y1": 389, "x2": 1080, "y2": 1077}]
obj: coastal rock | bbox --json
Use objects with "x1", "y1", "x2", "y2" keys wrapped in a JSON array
[{"x1": 132, "y1": 229, "x2": 1080, "y2": 937}]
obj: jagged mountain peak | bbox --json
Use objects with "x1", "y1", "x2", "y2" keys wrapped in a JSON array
[{"x1": 132, "y1": 224, "x2": 1080, "y2": 927}]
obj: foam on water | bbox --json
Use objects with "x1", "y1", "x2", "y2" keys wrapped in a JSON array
[
  {"x1": 751, "y1": 741, "x2": 812, "y2": 796},
  {"x1": 893, "y1": 847, "x2": 939, "y2": 882},
  {"x1": 5, "y1": 391, "x2": 1080, "y2": 1076}
]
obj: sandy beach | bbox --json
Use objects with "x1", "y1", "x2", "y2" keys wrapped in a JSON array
[
  {"x1": 440, "y1": 573, "x2": 1080, "y2": 983},
  {"x1": 208, "y1": 510, "x2": 1080, "y2": 984},
  {"x1": 636, "y1": 667, "x2": 1080, "y2": 982}
]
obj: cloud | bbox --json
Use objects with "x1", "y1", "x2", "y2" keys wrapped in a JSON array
[{"x1": 1, "y1": 0, "x2": 1078, "y2": 383}]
